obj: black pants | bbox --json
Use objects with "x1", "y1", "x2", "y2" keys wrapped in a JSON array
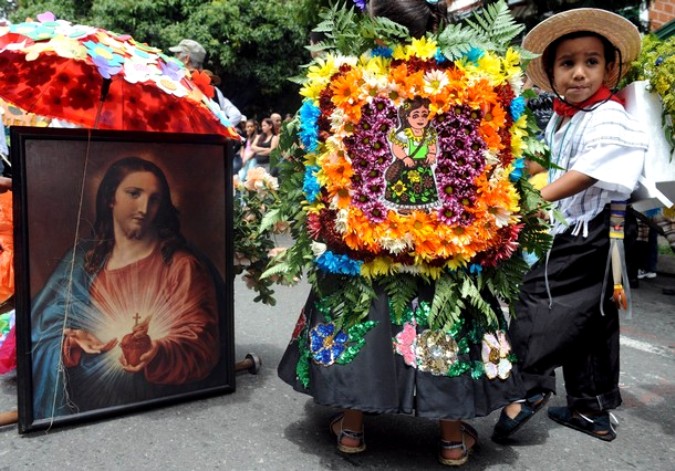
[{"x1": 509, "y1": 208, "x2": 634, "y2": 413}]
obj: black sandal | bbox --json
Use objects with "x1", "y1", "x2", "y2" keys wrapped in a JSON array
[
  {"x1": 329, "y1": 413, "x2": 366, "y2": 453},
  {"x1": 547, "y1": 406, "x2": 617, "y2": 442},
  {"x1": 438, "y1": 422, "x2": 478, "y2": 467},
  {"x1": 491, "y1": 392, "x2": 551, "y2": 442}
]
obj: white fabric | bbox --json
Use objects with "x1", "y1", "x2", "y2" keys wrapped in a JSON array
[
  {"x1": 0, "y1": 122, "x2": 7, "y2": 157},
  {"x1": 215, "y1": 88, "x2": 242, "y2": 127},
  {"x1": 619, "y1": 81, "x2": 675, "y2": 209},
  {"x1": 546, "y1": 100, "x2": 648, "y2": 235}
]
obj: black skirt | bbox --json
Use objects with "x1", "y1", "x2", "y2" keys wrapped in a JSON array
[{"x1": 278, "y1": 281, "x2": 525, "y2": 420}]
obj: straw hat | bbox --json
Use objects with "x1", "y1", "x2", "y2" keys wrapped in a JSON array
[{"x1": 522, "y1": 9, "x2": 642, "y2": 92}]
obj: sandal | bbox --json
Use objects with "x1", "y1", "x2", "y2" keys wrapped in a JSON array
[
  {"x1": 438, "y1": 422, "x2": 478, "y2": 467},
  {"x1": 547, "y1": 406, "x2": 617, "y2": 442},
  {"x1": 491, "y1": 391, "x2": 551, "y2": 442},
  {"x1": 329, "y1": 413, "x2": 366, "y2": 453}
]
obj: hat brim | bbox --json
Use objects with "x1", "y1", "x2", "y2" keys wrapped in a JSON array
[
  {"x1": 523, "y1": 9, "x2": 642, "y2": 92},
  {"x1": 168, "y1": 45, "x2": 184, "y2": 53}
]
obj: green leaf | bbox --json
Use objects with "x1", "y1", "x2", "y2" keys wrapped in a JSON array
[{"x1": 464, "y1": 0, "x2": 524, "y2": 53}]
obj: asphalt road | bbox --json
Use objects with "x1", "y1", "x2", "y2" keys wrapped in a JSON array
[{"x1": 1, "y1": 261, "x2": 674, "y2": 470}]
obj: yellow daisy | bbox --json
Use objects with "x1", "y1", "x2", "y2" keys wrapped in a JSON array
[{"x1": 407, "y1": 36, "x2": 437, "y2": 60}]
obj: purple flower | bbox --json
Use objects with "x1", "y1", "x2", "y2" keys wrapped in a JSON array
[{"x1": 352, "y1": 0, "x2": 367, "y2": 11}]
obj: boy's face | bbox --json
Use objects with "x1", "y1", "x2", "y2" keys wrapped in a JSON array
[{"x1": 552, "y1": 36, "x2": 611, "y2": 104}]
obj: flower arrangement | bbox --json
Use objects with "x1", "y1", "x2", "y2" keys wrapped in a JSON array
[
  {"x1": 260, "y1": 1, "x2": 551, "y2": 331},
  {"x1": 232, "y1": 167, "x2": 294, "y2": 304},
  {"x1": 624, "y1": 33, "x2": 675, "y2": 149}
]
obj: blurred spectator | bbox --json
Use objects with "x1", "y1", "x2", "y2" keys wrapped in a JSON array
[
  {"x1": 170, "y1": 39, "x2": 242, "y2": 127},
  {"x1": 250, "y1": 118, "x2": 279, "y2": 169},
  {"x1": 237, "y1": 119, "x2": 260, "y2": 182},
  {"x1": 635, "y1": 213, "x2": 659, "y2": 280},
  {"x1": 270, "y1": 113, "x2": 282, "y2": 135}
]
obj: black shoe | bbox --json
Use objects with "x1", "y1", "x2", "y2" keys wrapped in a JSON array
[
  {"x1": 492, "y1": 392, "x2": 551, "y2": 442},
  {"x1": 547, "y1": 406, "x2": 616, "y2": 442}
]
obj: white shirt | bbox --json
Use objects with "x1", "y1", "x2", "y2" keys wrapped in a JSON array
[
  {"x1": 546, "y1": 101, "x2": 648, "y2": 235},
  {"x1": 215, "y1": 88, "x2": 242, "y2": 127}
]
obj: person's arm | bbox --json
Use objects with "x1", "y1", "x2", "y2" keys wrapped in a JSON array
[
  {"x1": 540, "y1": 170, "x2": 597, "y2": 202},
  {"x1": 0, "y1": 177, "x2": 11, "y2": 193},
  {"x1": 252, "y1": 135, "x2": 279, "y2": 156},
  {"x1": 216, "y1": 89, "x2": 242, "y2": 127},
  {"x1": 526, "y1": 159, "x2": 546, "y2": 176}
]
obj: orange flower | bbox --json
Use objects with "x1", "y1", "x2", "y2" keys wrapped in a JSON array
[
  {"x1": 190, "y1": 69, "x2": 215, "y2": 99},
  {"x1": 331, "y1": 68, "x2": 363, "y2": 107},
  {"x1": 344, "y1": 209, "x2": 381, "y2": 252},
  {"x1": 467, "y1": 79, "x2": 497, "y2": 110}
]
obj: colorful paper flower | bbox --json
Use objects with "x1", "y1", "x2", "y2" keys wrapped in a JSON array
[{"x1": 83, "y1": 40, "x2": 123, "y2": 78}]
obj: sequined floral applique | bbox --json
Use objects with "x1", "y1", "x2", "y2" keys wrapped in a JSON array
[
  {"x1": 290, "y1": 309, "x2": 307, "y2": 342},
  {"x1": 481, "y1": 331, "x2": 513, "y2": 380},
  {"x1": 416, "y1": 330, "x2": 459, "y2": 376},
  {"x1": 394, "y1": 322, "x2": 418, "y2": 367},
  {"x1": 309, "y1": 322, "x2": 349, "y2": 366}
]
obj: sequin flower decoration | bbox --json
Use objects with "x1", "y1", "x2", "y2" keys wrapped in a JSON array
[
  {"x1": 394, "y1": 322, "x2": 418, "y2": 367},
  {"x1": 415, "y1": 330, "x2": 459, "y2": 376},
  {"x1": 481, "y1": 332, "x2": 512, "y2": 380},
  {"x1": 310, "y1": 322, "x2": 350, "y2": 366}
]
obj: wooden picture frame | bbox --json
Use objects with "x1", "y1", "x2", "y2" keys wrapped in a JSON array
[{"x1": 11, "y1": 127, "x2": 234, "y2": 433}]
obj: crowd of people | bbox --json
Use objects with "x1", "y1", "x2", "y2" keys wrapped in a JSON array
[{"x1": 167, "y1": 38, "x2": 283, "y2": 183}]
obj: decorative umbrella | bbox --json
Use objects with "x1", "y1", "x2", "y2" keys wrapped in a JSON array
[{"x1": 0, "y1": 12, "x2": 238, "y2": 139}]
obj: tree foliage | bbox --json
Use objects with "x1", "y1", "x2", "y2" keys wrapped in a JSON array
[
  {"x1": 9, "y1": 0, "x2": 314, "y2": 117},
  {"x1": 5, "y1": 0, "x2": 648, "y2": 117}
]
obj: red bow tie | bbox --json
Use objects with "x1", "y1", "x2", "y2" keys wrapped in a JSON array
[{"x1": 553, "y1": 86, "x2": 624, "y2": 118}]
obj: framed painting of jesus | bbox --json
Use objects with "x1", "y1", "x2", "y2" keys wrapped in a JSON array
[{"x1": 11, "y1": 127, "x2": 234, "y2": 433}]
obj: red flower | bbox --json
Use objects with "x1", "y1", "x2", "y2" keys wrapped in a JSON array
[{"x1": 190, "y1": 69, "x2": 215, "y2": 99}]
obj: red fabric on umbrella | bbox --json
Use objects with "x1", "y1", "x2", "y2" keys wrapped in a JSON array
[{"x1": 0, "y1": 14, "x2": 239, "y2": 139}]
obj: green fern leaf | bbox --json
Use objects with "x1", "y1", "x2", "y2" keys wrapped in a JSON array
[
  {"x1": 437, "y1": 23, "x2": 483, "y2": 60},
  {"x1": 382, "y1": 274, "x2": 418, "y2": 323},
  {"x1": 465, "y1": 0, "x2": 524, "y2": 53},
  {"x1": 429, "y1": 276, "x2": 464, "y2": 331}
]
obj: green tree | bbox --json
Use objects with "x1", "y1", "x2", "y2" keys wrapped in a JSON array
[{"x1": 10, "y1": 0, "x2": 316, "y2": 117}]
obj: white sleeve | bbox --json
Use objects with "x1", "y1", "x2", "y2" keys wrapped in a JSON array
[
  {"x1": 572, "y1": 104, "x2": 648, "y2": 194},
  {"x1": 571, "y1": 144, "x2": 645, "y2": 194},
  {"x1": 0, "y1": 123, "x2": 7, "y2": 157},
  {"x1": 215, "y1": 88, "x2": 242, "y2": 127}
]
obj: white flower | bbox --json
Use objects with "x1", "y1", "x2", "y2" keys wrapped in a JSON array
[
  {"x1": 310, "y1": 241, "x2": 327, "y2": 258},
  {"x1": 379, "y1": 236, "x2": 410, "y2": 255},
  {"x1": 483, "y1": 149, "x2": 500, "y2": 166},
  {"x1": 423, "y1": 69, "x2": 449, "y2": 95},
  {"x1": 481, "y1": 332, "x2": 512, "y2": 380},
  {"x1": 334, "y1": 208, "x2": 349, "y2": 234},
  {"x1": 490, "y1": 206, "x2": 511, "y2": 228}
]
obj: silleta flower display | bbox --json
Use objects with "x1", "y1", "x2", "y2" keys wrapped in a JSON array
[
  {"x1": 266, "y1": 2, "x2": 551, "y2": 347},
  {"x1": 299, "y1": 36, "x2": 528, "y2": 277}
]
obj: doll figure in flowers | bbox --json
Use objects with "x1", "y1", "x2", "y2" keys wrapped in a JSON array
[
  {"x1": 491, "y1": 9, "x2": 648, "y2": 444},
  {"x1": 383, "y1": 96, "x2": 440, "y2": 210}
]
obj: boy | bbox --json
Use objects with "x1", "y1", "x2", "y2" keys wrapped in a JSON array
[{"x1": 492, "y1": 9, "x2": 648, "y2": 442}]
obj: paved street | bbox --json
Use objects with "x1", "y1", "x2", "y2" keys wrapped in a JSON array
[{"x1": 1, "y1": 257, "x2": 674, "y2": 470}]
